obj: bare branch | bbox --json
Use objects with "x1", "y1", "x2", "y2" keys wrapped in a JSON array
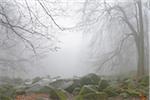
[
  {"x1": 37, "y1": 0, "x2": 63, "y2": 31},
  {"x1": 97, "y1": 33, "x2": 133, "y2": 71},
  {"x1": 0, "y1": 11, "x2": 36, "y2": 54}
]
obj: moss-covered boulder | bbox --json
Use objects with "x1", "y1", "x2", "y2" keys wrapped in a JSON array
[
  {"x1": 38, "y1": 86, "x2": 52, "y2": 93},
  {"x1": 0, "y1": 84, "x2": 16, "y2": 100},
  {"x1": 79, "y1": 85, "x2": 98, "y2": 95},
  {"x1": 139, "y1": 76, "x2": 149, "y2": 87},
  {"x1": 32, "y1": 77, "x2": 42, "y2": 84},
  {"x1": 65, "y1": 79, "x2": 80, "y2": 93},
  {"x1": 48, "y1": 87, "x2": 67, "y2": 100},
  {"x1": 98, "y1": 80, "x2": 109, "y2": 91},
  {"x1": 76, "y1": 92, "x2": 108, "y2": 100},
  {"x1": 72, "y1": 87, "x2": 81, "y2": 95},
  {"x1": 80, "y1": 73, "x2": 101, "y2": 86},
  {"x1": 103, "y1": 86, "x2": 119, "y2": 97}
]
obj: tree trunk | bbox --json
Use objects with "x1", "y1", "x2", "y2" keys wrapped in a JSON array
[
  {"x1": 136, "y1": 37, "x2": 145, "y2": 77},
  {"x1": 136, "y1": 0, "x2": 145, "y2": 77},
  {"x1": 144, "y1": 6, "x2": 149, "y2": 75}
]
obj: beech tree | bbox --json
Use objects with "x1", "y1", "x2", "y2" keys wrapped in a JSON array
[{"x1": 82, "y1": 0, "x2": 149, "y2": 77}]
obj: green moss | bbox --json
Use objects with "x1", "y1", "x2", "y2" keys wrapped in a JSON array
[
  {"x1": 0, "y1": 84, "x2": 16, "y2": 100},
  {"x1": 48, "y1": 87, "x2": 67, "y2": 100},
  {"x1": 79, "y1": 85, "x2": 98, "y2": 95},
  {"x1": 76, "y1": 92, "x2": 108, "y2": 100},
  {"x1": 98, "y1": 80, "x2": 109, "y2": 91}
]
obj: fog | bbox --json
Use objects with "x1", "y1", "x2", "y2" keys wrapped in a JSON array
[
  {"x1": 32, "y1": 31, "x2": 94, "y2": 78},
  {"x1": 0, "y1": 0, "x2": 149, "y2": 79}
]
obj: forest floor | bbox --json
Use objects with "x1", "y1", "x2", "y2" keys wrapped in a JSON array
[
  {"x1": 16, "y1": 93, "x2": 49, "y2": 100},
  {"x1": 0, "y1": 74, "x2": 149, "y2": 100},
  {"x1": 16, "y1": 93, "x2": 75, "y2": 100},
  {"x1": 15, "y1": 93, "x2": 147, "y2": 100}
]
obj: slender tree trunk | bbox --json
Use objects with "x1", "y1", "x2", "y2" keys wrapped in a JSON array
[
  {"x1": 136, "y1": 0, "x2": 145, "y2": 77},
  {"x1": 136, "y1": 39, "x2": 145, "y2": 77},
  {"x1": 144, "y1": 7, "x2": 149, "y2": 75},
  {"x1": 144, "y1": 30, "x2": 149, "y2": 75}
]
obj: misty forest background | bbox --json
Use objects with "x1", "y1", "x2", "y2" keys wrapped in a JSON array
[
  {"x1": 0, "y1": 0, "x2": 149, "y2": 79},
  {"x1": 0, "y1": 0, "x2": 149, "y2": 100}
]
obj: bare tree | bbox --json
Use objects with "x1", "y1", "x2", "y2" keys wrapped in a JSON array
[
  {"x1": 82, "y1": 0, "x2": 149, "y2": 77},
  {"x1": 0, "y1": 0, "x2": 63, "y2": 54},
  {"x1": 0, "y1": 0, "x2": 64, "y2": 77}
]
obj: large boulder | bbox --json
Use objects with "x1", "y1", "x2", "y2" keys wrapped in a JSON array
[
  {"x1": 80, "y1": 73, "x2": 101, "y2": 86},
  {"x1": 98, "y1": 79, "x2": 109, "y2": 91},
  {"x1": 66, "y1": 73, "x2": 100, "y2": 93},
  {"x1": 79, "y1": 85, "x2": 98, "y2": 95},
  {"x1": 50, "y1": 79, "x2": 73, "y2": 89},
  {"x1": 65, "y1": 79, "x2": 81, "y2": 93}
]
